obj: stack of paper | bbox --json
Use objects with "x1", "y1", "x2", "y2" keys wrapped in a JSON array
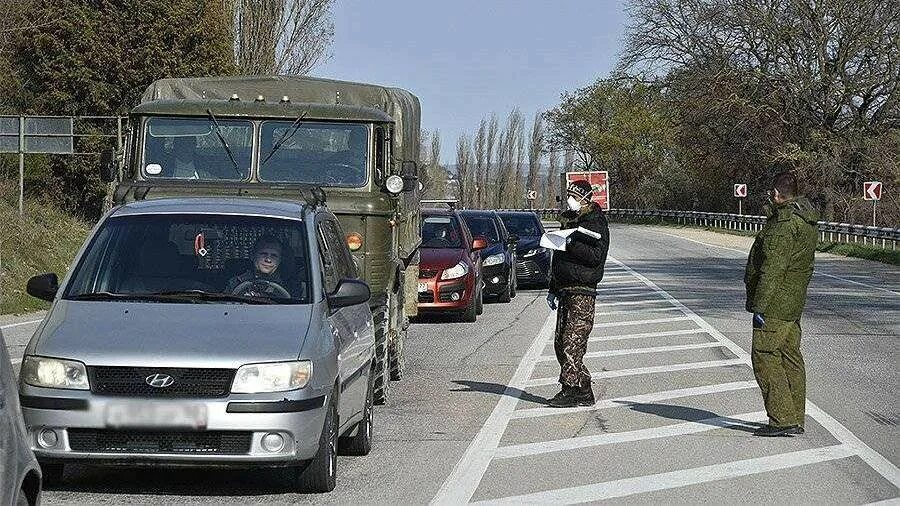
[{"x1": 539, "y1": 227, "x2": 602, "y2": 251}]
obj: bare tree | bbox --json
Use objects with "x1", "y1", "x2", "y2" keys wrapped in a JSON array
[
  {"x1": 456, "y1": 134, "x2": 473, "y2": 207},
  {"x1": 232, "y1": 0, "x2": 334, "y2": 75},
  {"x1": 496, "y1": 109, "x2": 523, "y2": 208},
  {"x1": 473, "y1": 119, "x2": 487, "y2": 208},
  {"x1": 545, "y1": 148, "x2": 560, "y2": 208},
  {"x1": 526, "y1": 110, "x2": 544, "y2": 206},
  {"x1": 484, "y1": 114, "x2": 499, "y2": 207},
  {"x1": 513, "y1": 113, "x2": 526, "y2": 207}
]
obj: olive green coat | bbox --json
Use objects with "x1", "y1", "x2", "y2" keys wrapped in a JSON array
[{"x1": 744, "y1": 197, "x2": 819, "y2": 321}]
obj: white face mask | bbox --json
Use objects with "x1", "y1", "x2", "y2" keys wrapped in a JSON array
[{"x1": 566, "y1": 195, "x2": 583, "y2": 212}]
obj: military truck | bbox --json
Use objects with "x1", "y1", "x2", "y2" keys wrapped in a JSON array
[{"x1": 101, "y1": 76, "x2": 422, "y2": 404}]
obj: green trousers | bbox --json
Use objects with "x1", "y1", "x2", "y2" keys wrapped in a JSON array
[{"x1": 751, "y1": 317, "x2": 806, "y2": 428}]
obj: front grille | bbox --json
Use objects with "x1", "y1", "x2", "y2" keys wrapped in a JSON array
[
  {"x1": 418, "y1": 292, "x2": 434, "y2": 303},
  {"x1": 419, "y1": 269, "x2": 438, "y2": 279},
  {"x1": 68, "y1": 429, "x2": 251, "y2": 455},
  {"x1": 516, "y1": 260, "x2": 544, "y2": 279},
  {"x1": 89, "y1": 367, "x2": 236, "y2": 398}
]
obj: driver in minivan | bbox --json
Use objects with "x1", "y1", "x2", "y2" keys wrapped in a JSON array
[{"x1": 226, "y1": 235, "x2": 295, "y2": 299}]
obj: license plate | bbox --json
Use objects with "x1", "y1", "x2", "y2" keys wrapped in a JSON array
[
  {"x1": 105, "y1": 401, "x2": 208, "y2": 429},
  {"x1": 417, "y1": 282, "x2": 428, "y2": 293}
]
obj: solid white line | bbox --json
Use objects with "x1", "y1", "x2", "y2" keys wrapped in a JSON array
[
  {"x1": 511, "y1": 381, "x2": 759, "y2": 420},
  {"x1": 596, "y1": 285, "x2": 656, "y2": 293},
  {"x1": 0, "y1": 318, "x2": 42, "y2": 330},
  {"x1": 525, "y1": 359, "x2": 747, "y2": 387},
  {"x1": 599, "y1": 279, "x2": 642, "y2": 286},
  {"x1": 610, "y1": 256, "x2": 900, "y2": 489},
  {"x1": 596, "y1": 306, "x2": 685, "y2": 317},
  {"x1": 653, "y1": 230, "x2": 899, "y2": 296},
  {"x1": 494, "y1": 411, "x2": 767, "y2": 459},
  {"x1": 11, "y1": 358, "x2": 21, "y2": 365},
  {"x1": 535, "y1": 342, "x2": 726, "y2": 363},
  {"x1": 475, "y1": 445, "x2": 857, "y2": 505},
  {"x1": 589, "y1": 328, "x2": 709, "y2": 342},
  {"x1": 596, "y1": 316, "x2": 691, "y2": 328},
  {"x1": 431, "y1": 310, "x2": 555, "y2": 505},
  {"x1": 598, "y1": 291, "x2": 667, "y2": 299},
  {"x1": 596, "y1": 299, "x2": 673, "y2": 307}
]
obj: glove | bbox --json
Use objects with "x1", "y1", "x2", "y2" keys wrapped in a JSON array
[
  {"x1": 546, "y1": 293, "x2": 558, "y2": 310},
  {"x1": 752, "y1": 313, "x2": 765, "y2": 329}
]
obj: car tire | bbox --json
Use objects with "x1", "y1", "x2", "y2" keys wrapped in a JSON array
[
  {"x1": 497, "y1": 282, "x2": 511, "y2": 303},
  {"x1": 373, "y1": 306, "x2": 389, "y2": 405},
  {"x1": 40, "y1": 463, "x2": 64, "y2": 488},
  {"x1": 294, "y1": 397, "x2": 338, "y2": 493},
  {"x1": 475, "y1": 286, "x2": 484, "y2": 315},
  {"x1": 340, "y1": 367, "x2": 374, "y2": 456},
  {"x1": 461, "y1": 294, "x2": 477, "y2": 322},
  {"x1": 510, "y1": 270, "x2": 517, "y2": 298},
  {"x1": 389, "y1": 327, "x2": 404, "y2": 381}
]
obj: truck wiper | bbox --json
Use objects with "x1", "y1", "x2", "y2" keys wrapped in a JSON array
[
  {"x1": 152, "y1": 290, "x2": 276, "y2": 305},
  {"x1": 261, "y1": 111, "x2": 308, "y2": 165},
  {"x1": 206, "y1": 109, "x2": 244, "y2": 178}
]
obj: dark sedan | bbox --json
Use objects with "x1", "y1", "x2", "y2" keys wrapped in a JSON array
[
  {"x1": 497, "y1": 211, "x2": 550, "y2": 288},
  {"x1": 460, "y1": 210, "x2": 517, "y2": 302}
]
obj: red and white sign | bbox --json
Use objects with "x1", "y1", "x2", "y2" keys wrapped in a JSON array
[
  {"x1": 566, "y1": 171, "x2": 609, "y2": 210},
  {"x1": 864, "y1": 181, "x2": 882, "y2": 201},
  {"x1": 734, "y1": 184, "x2": 748, "y2": 198}
]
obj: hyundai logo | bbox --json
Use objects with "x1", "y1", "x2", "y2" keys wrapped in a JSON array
[{"x1": 145, "y1": 373, "x2": 175, "y2": 388}]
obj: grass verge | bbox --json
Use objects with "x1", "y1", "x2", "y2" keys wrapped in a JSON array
[{"x1": 1, "y1": 185, "x2": 91, "y2": 315}]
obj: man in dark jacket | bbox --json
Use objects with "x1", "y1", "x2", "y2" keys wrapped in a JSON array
[
  {"x1": 546, "y1": 180, "x2": 610, "y2": 408},
  {"x1": 745, "y1": 172, "x2": 819, "y2": 437}
]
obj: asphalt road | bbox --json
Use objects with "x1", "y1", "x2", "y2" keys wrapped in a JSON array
[{"x1": 2, "y1": 224, "x2": 897, "y2": 504}]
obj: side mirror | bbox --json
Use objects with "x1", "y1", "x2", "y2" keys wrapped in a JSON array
[
  {"x1": 99, "y1": 148, "x2": 117, "y2": 183},
  {"x1": 472, "y1": 236, "x2": 488, "y2": 251},
  {"x1": 26, "y1": 273, "x2": 59, "y2": 302},
  {"x1": 328, "y1": 279, "x2": 371, "y2": 309},
  {"x1": 401, "y1": 161, "x2": 418, "y2": 192},
  {"x1": 507, "y1": 234, "x2": 519, "y2": 245}
]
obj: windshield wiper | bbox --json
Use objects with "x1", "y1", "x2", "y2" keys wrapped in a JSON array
[
  {"x1": 152, "y1": 290, "x2": 276, "y2": 305},
  {"x1": 206, "y1": 109, "x2": 244, "y2": 178},
  {"x1": 69, "y1": 291, "x2": 144, "y2": 301},
  {"x1": 261, "y1": 111, "x2": 308, "y2": 165}
]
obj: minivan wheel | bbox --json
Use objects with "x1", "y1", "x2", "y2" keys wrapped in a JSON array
[
  {"x1": 40, "y1": 462, "x2": 64, "y2": 488},
  {"x1": 294, "y1": 398, "x2": 338, "y2": 493},
  {"x1": 340, "y1": 368, "x2": 374, "y2": 456}
]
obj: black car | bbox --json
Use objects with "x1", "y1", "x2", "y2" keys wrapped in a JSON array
[
  {"x1": 460, "y1": 210, "x2": 517, "y2": 302},
  {"x1": 497, "y1": 211, "x2": 550, "y2": 288}
]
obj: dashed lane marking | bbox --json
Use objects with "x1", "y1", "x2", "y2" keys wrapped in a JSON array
[{"x1": 535, "y1": 342, "x2": 727, "y2": 363}]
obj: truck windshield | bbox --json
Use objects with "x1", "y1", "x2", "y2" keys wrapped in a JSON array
[
  {"x1": 259, "y1": 121, "x2": 368, "y2": 186},
  {"x1": 142, "y1": 117, "x2": 252, "y2": 180},
  {"x1": 64, "y1": 214, "x2": 310, "y2": 304}
]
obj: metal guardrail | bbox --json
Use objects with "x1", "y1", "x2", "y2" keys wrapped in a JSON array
[{"x1": 504, "y1": 208, "x2": 900, "y2": 250}]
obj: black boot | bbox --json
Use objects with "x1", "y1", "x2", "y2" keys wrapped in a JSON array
[
  {"x1": 576, "y1": 386, "x2": 595, "y2": 406},
  {"x1": 548, "y1": 386, "x2": 581, "y2": 408},
  {"x1": 753, "y1": 424, "x2": 803, "y2": 437}
]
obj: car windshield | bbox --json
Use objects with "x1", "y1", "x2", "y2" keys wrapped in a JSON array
[
  {"x1": 500, "y1": 214, "x2": 543, "y2": 236},
  {"x1": 463, "y1": 215, "x2": 500, "y2": 243},
  {"x1": 259, "y1": 121, "x2": 368, "y2": 186},
  {"x1": 64, "y1": 214, "x2": 310, "y2": 304},
  {"x1": 142, "y1": 117, "x2": 252, "y2": 181},
  {"x1": 421, "y1": 216, "x2": 463, "y2": 248}
]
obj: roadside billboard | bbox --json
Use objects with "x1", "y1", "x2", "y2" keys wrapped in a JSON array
[{"x1": 563, "y1": 171, "x2": 610, "y2": 211}]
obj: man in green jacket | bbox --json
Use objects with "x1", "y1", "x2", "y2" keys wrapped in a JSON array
[{"x1": 745, "y1": 172, "x2": 819, "y2": 437}]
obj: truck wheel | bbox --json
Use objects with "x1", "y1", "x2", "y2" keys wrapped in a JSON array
[
  {"x1": 294, "y1": 397, "x2": 338, "y2": 492},
  {"x1": 373, "y1": 306, "x2": 389, "y2": 405},
  {"x1": 389, "y1": 328, "x2": 405, "y2": 381},
  {"x1": 340, "y1": 367, "x2": 374, "y2": 455}
]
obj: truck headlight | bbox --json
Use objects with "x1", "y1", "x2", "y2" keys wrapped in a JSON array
[
  {"x1": 231, "y1": 360, "x2": 312, "y2": 393},
  {"x1": 385, "y1": 175, "x2": 404, "y2": 194},
  {"x1": 523, "y1": 247, "x2": 546, "y2": 258},
  {"x1": 21, "y1": 356, "x2": 89, "y2": 390},
  {"x1": 440, "y1": 261, "x2": 469, "y2": 280},
  {"x1": 483, "y1": 253, "x2": 504, "y2": 266}
]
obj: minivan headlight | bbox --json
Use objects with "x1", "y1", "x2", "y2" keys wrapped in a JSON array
[
  {"x1": 231, "y1": 360, "x2": 312, "y2": 393},
  {"x1": 22, "y1": 356, "x2": 89, "y2": 390},
  {"x1": 483, "y1": 253, "x2": 505, "y2": 266},
  {"x1": 440, "y1": 261, "x2": 469, "y2": 280}
]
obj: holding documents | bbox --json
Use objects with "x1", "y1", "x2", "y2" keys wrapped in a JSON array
[{"x1": 541, "y1": 226, "x2": 605, "y2": 251}]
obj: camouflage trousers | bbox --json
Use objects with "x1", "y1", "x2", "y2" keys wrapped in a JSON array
[
  {"x1": 554, "y1": 292, "x2": 596, "y2": 389},
  {"x1": 751, "y1": 317, "x2": 806, "y2": 428}
]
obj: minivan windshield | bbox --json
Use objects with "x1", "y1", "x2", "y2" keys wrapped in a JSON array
[
  {"x1": 64, "y1": 214, "x2": 310, "y2": 304},
  {"x1": 500, "y1": 213, "x2": 543, "y2": 237},
  {"x1": 421, "y1": 215, "x2": 463, "y2": 249}
]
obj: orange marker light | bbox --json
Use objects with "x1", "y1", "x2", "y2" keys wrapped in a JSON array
[{"x1": 346, "y1": 233, "x2": 363, "y2": 251}]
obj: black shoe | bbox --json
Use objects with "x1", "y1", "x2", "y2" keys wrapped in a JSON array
[
  {"x1": 576, "y1": 387, "x2": 595, "y2": 406},
  {"x1": 548, "y1": 387, "x2": 581, "y2": 408},
  {"x1": 753, "y1": 424, "x2": 802, "y2": 437}
]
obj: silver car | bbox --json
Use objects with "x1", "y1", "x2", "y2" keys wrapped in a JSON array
[
  {"x1": 19, "y1": 197, "x2": 376, "y2": 493},
  {"x1": 1, "y1": 330, "x2": 42, "y2": 505}
]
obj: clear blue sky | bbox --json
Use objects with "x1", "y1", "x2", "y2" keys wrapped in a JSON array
[{"x1": 318, "y1": 0, "x2": 627, "y2": 163}]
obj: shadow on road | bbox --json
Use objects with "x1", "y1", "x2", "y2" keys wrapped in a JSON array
[
  {"x1": 451, "y1": 380, "x2": 548, "y2": 405},
  {"x1": 613, "y1": 400, "x2": 764, "y2": 433}
]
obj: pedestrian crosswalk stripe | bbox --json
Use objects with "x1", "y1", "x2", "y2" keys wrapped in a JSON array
[
  {"x1": 596, "y1": 306, "x2": 685, "y2": 316},
  {"x1": 599, "y1": 279, "x2": 642, "y2": 286},
  {"x1": 510, "y1": 381, "x2": 759, "y2": 420},
  {"x1": 525, "y1": 359, "x2": 747, "y2": 387},
  {"x1": 596, "y1": 316, "x2": 691, "y2": 328},
  {"x1": 589, "y1": 328, "x2": 709, "y2": 342},
  {"x1": 475, "y1": 445, "x2": 857, "y2": 505},
  {"x1": 494, "y1": 410, "x2": 767, "y2": 459},
  {"x1": 535, "y1": 342, "x2": 727, "y2": 363},
  {"x1": 596, "y1": 299, "x2": 673, "y2": 307}
]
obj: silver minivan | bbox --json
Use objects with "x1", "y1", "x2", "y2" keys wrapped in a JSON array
[{"x1": 19, "y1": 197, "x2": 376, "y2": 493}]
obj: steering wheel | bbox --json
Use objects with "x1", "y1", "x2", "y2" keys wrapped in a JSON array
[{"x1": 230, "y1": 279, "x2": 291, "y2": 299}]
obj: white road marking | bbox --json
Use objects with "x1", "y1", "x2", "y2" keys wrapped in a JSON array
[
  {"x1": 654, "y1": 230, "x2": 899, "y2": 296},
  {"x1": 475, "y1": 445, "x2": 857, "y2": 505},
  {"x1": 11, "y1": 358, "x2": 21, "y2": 365},
  {"x1": 596, "y1": 306, "x2": 685, "y2": 316},
  {"x1": 494, "y1": 411, "x2": 767, "y2": 459},
  {"x1": 596, "y1": 285, "x2": 657, "y2": 294},
  {"x1": 526, "y1": 359, "x2": 747, "y2": 387},
  {"x1": 535, "y1": 342, "x2": 727, "y2": 363},
  {"x1": 0, "y1": 318, "x2": 42, "y2": 330},
  {"x1": 596, "y1": 299, "x2": 672, "y2": 307},
  {"x1": 599, "y1": 279, "x2": 642, "y2": 286},
  {"x1": 511, "y1": 381, "x2": 759, "y2": 420},
  {"x1": 597, "y1": 291, "x2": 666, "y2": 299},
  {"x1": 589, "y1": 328, "x2": 709, "y2": 342},
  {"x1": 597, "y1": 316, "x2": 692, "y2": 328}
]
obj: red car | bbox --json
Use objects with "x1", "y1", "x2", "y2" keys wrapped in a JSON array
[{"x1": 417, "y1": 207, "x2": 486, "y2": 322}]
